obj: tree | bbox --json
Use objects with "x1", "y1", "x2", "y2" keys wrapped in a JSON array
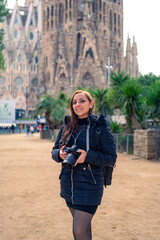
[
  {"x1": 137, "y1": 73, "x2": 160, "y2": 87},
  {"x1": 147, "y1": 81, "x2": 160, "y2": 123},
  {"x1": 110, "y1": 71, "x2": 130, "y2": 109},
  {"x1": 120, "y1": 80, "x2": 143, "y2": 130},
  {"x1": 34, "y1": 94, "x2": 68, "y2": 130},
  {"x1": 34, "y1": 95, "x2": 56, "y2": 129},
  {"x1": 91, "y1": 88, "x2": 112, "y2": 116},
  {"x1": 110, "y1": 71, "x2": 145, "y2": 132},
  {"x1": 0, "y1": 0, "x2": 9, "y2": 70}
]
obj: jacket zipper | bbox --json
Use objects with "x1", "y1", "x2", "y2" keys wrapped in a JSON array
[
  {"x1": 71, "y1": 167, "x2": 74, "y2": 204},
  {"x1": 88, "y1": 164, "x2": 96, "y2": 184}
]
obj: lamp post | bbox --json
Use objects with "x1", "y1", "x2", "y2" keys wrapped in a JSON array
[{"x1": 106, "y1": 56, "x2": 112, "y2": 89}]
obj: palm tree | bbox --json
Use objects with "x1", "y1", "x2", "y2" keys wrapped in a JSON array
[
  {"x1": 91, "y1": 88, "x2": 112, "y2": 116},
  {"x1": 147, "y1": 81, "x2": 160, "y2": 123},
  {"x1": 110, "y1": 71, "x2": 130, "y2": 109},
  {"x1": 110, "y1": 71, "x2": 145, "y2": 131},
  {"x1": 120, "y1": 80, "x2": 143, "y2": 130},
  {"x1": 50, "y1": 92, "x2": 69, "y2": 128},
  {"x1": 111, "y1": 71, "x2": 130, "y2": 88},
  {"x1": 34, "y1": 95, "x2": 56, "y2": 129},
  {"x1": 34, "y1": 94, "x2": 68, "y2": 130}
]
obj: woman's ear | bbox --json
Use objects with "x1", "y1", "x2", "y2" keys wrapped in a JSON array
[{"x1": 90, "y1": 101, "x2": 94, "y2": 110}]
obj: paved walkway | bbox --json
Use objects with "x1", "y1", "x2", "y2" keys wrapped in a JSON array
[{"x1": 0, "y1": 133, "x2": 160, "y2": 240}]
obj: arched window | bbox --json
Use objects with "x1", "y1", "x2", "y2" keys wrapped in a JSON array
[
  {"x1": 47, "y1": 72, "x2": 50, "y2": 82},
  {"x1": 65, "y1": 0, "x2": 68, "y2": 10},
  {"x1": 114, "y1": 13, "x2": 116, "y2": 25},
  {"x1": 70, "y1": 0, "x2": 72, "y2": 8},
  {"x1": 99, "y1": 14, "x2": 102, "y2": 22},
  {"x1": 92, "y1": 1, "x2": 95, "y2": 13},
  {"x1": 82, "y1": 72, "x2": 94, "y2": 88},
  {"x1": 69, "y1": 11, "x2": 72, "y2": 21},
  {"x1": 114, "y1": 13, "x2": 116, "y2": 34},
  {"x1": 99, "y1": 0, "x2": 102, "y2": 11},
  {"x1": 51, "y1": 6, "x2": 54, "y2": 17},
  {"x1": 30, "y1": 32, "x2": 34, "y2": 40},
  {"x1": 35, "y1": 56, "x2": 38, "y2": 64},
  {"x1": 43, "y1": 10, "x2": 45, "y2": 32},
  {"x1": 118, "y1": 15, "x2": 120, "y2": 26},
  {"x1": 110, "y1": 10, "x2": 112, "y2": 31},
  {"x1": 76, "y1": 33, "x2": 81, "y2": 61},
  {"x1": 55, "y1": 5, "x2": 57, "y2": 27},
  {"x1": 103, "y1": 2, "x2": 106, "y2": 14},
  {"x1": 65, "y1": 13, "x2": 68, "y2": 23},
  {"x1": 18, "y1": 55, "x2": 21, "y2": 62},
  {"x1": 47, "y1": 7, "x2": 49, "y2": 19},
  {"x1": 59, "y1": 3, "x2": 64, "y2": 24},
  {"x1": 85, "y1": 48, "x2": 94, "y2": 60}
]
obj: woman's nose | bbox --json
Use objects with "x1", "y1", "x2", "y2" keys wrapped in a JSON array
[{"x1": 76, "y1": 102, "x2": 80, "y2": 106}]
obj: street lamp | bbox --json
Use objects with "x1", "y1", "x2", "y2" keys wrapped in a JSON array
[{"x1": 106, "y1": 56, "x2": 112, "y2": 89}]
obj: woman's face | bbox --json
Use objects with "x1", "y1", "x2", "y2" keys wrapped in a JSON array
[{"x1": 72, "y1": 93, "x2": 93, "y2": 119}]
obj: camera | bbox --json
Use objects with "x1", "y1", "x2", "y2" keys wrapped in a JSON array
[{"x1": 63, "y1": 145, "x2": 81, "y2": 167}]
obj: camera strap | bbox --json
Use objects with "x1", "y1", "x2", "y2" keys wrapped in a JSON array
[
  {"x1": 86, "y1": 125, "x2": 90, "y2": 151},
  {"x1": 86, "y1": 125, "x2": 91, "y2": 169}
]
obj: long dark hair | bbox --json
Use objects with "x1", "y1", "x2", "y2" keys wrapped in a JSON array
[{"x1": 61, "y1": 90, "x2": 95, "y2": 145}]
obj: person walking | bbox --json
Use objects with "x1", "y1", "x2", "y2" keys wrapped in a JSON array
[{"x1": 52, "y1": 90, "x2": 117, "y2": 240}]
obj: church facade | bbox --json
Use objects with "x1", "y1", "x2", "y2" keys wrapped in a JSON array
[
  {"x1": 39, "y1": 0, "x2": 125, "y2": 95},
  {"x1": 0, "y1": 0, "x2": 139, "y2": 117}
]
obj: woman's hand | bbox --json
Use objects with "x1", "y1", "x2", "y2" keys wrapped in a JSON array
[
  {"x1": 59, "y1": 145, "x2": 68, "y2": 160},
  {"x1": 74, "y1": 149, "x2": 87, "y2": 167}
]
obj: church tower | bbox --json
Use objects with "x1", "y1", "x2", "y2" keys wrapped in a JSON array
[
  {"x1": 39, "y1": 0, "x2": 124, "y2": 95},
  {"x1": 125, "y1": 35, "x2": 139, "y2": 77}
]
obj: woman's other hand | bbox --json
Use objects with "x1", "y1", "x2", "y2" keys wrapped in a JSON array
[
  {"x1": 74, "y1": 149, "x2": 87, "y2": 167},
  {"x1": 59, "y1": 145, "x2": 68, "y2": 160}
]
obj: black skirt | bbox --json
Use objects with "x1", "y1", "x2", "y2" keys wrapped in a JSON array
[{"x1": 66, "y1": 201, "x2": 98, "y2": 215}]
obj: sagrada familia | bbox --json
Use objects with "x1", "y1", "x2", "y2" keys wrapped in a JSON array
[{"x1": 0, "y1": 0, "x2": 139, "y2": 117}]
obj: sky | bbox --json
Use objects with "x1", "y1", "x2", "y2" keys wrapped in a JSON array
[{"x1": 6, "y1": 0, "x2": 160, "y2": 76}]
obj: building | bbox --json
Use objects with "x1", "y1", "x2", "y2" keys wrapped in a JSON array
[
  {"x1": 0, "y1": 0, "x2": 139, "y2": 117},
  {"x1": 39, "y1": 0, "x2": 125, "y2": 95},
  {"x1": 125, "y1": 35, "x2": 139, "y2": 77},
  {"x1": 0, "y1": 0, "x2": 42, "y2": 118}
]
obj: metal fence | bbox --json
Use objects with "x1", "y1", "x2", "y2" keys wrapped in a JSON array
[
  {"x1": 0, "y1": 129, "x2": 26, "y2": 135},
  {"x1": 113, "y1": 134, "x2": 134, "y2": 154},
  {"x1": 155, "y1": 136, "x2": 160, "y2": 160}
]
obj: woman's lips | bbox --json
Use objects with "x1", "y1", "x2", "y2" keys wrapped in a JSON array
[{"x1": 76, "y1": 108, "x2": 83, "y2": 112}]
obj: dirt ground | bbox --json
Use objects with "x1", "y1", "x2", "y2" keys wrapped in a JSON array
[{"x1": 0, "y1": 133, "x2": 160, "y2": 240}]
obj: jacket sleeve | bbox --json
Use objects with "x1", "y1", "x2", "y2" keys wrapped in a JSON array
[
  {"x1": 51, "y1": 125, "x2": 64, "y2": 163},
  {"x1": 85, "y1": 126, "x2": 117, "y2": 167}
]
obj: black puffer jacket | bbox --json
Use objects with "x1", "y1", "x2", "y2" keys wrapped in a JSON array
[{"x1": 52, "y1": 114, "x2": 117, "y2": 206}]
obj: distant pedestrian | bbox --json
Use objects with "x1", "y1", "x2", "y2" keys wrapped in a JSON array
[
  {"x1": 30, "y1": 126, "x2": 34, "y2": 136},
  {"x1": 11, "y1": 124, "x2": 15, "y2": 134},
  {"x1": 26, "y1": 125, "x2": 30, "y2": 136}
]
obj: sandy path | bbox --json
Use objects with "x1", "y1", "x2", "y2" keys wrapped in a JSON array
[{"x1": 0, "y1": 133, "x2": 160, "y2": 240}]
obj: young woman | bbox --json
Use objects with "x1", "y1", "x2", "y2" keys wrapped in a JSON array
[{"x1": 52, "y1": 90, "x2": 117, "y2": 240}]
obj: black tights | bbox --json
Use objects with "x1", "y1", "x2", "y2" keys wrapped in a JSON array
[{"x1": 69, "y1": 207, "x2": 93, "y2": 240}]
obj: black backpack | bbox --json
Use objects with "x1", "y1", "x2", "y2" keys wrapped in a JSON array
[{"x1": 96, "y1": 128, "x2": 116, "y2": 187}]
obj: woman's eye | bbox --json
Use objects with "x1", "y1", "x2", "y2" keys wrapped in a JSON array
[
  {"x1": 73, "y1": 102, "x2": 77, "y2": 105},
  {"x1": 80, "y1": 100, "x2": 85, "y2": 103}
]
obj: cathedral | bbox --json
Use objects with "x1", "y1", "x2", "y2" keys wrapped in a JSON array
[{"x1": 0, "y1": 0, "x2": 139, "y2": 117}]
